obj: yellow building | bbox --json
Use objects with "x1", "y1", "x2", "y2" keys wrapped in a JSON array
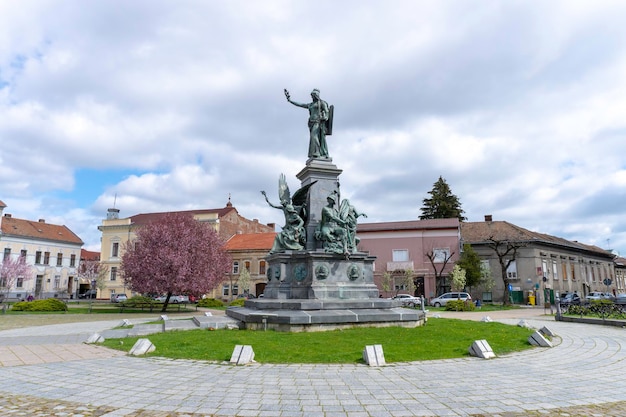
[
  {"x1": 0, "y1": 200, "x2": 83, "y2": 300},
  {"x1": 97, "y1": 199, "x2": 274, "y2": 300}
]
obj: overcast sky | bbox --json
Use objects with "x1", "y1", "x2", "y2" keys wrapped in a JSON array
[{"x1": 2, "y1": 0, "x2": 626, "y2": 254}]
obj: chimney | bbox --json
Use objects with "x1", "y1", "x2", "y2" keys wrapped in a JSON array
[
  {"x1": 484, "y1": 215, "x2": 493, "y2": 222},
  {"x1": 4, "y1": 213, "x2": 11, "y2": 218},
  {"x1": 38, "y1": 219, "x2": 45, "y2": 223}
]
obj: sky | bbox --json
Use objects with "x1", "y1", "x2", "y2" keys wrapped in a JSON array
[{"x1": 1, "y1": 0, "x2": 626, "y2": 254}]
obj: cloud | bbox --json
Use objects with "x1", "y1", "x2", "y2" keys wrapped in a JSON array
[{"x1": 1, "y1": 1, "x2": 626, "y2": 255}]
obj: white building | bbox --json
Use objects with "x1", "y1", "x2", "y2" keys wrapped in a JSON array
[{"x1": 0, "y1": 201, "x2": 83, "y2": 300}]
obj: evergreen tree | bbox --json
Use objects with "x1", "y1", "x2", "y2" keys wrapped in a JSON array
[
  {"x1": 457, "y1": 244, "x2": 482, "y2": 289},
  {"x1": 419, "y1": 176, "x2": 466, "y2": 221}
]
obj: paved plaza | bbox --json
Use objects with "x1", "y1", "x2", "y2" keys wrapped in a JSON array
[{"x1": 0, "y1": 309, "x2": 625, "y2": 416}]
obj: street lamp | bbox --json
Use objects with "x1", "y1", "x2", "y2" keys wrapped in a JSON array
[{"x1": 74, "y1": 277, "x2": 78, "y2": 300}]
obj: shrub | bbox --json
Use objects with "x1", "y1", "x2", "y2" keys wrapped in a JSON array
[
  {"x1": 228, "y1": 298, "x2": 246, "y2": 307},
  {"x1": 121, "y1": 295, "x2": 154, "y2": 307},
  {"x1": 445, "y1": 299, "x2": 476, "y2": 312},
  {"x1": 197, "y1": 298, "x2": 224, "y2": 308},
  {"x1": 12, "y1": 298, "x2": 68, "y2": 312}
]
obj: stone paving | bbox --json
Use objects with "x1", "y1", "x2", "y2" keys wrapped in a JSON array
[{"x1": 0, "y1": 309, "x2": 625, "y2": 416}]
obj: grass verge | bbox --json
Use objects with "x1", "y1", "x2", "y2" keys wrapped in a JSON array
[{"x1": 101, "y1": 318, "x2": 535, "y2": 364}]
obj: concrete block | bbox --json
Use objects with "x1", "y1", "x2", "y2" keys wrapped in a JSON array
[
  {"x1": 160, "y1": 315, "x2": 169, "y2": 321},
  {"x1": 363, "y1": 344, "x2": 386, "y2": 366},
  {"x1": 528, "y1": 331, "x2": 553, "y2": 347},
  {"x1": 481, "y1": 316, "x2": 492, "y2": 322},
  {"x1": 230, "y1": 345, "x2": 255, "y2": 365},
  {"x1": 204, "y1": 312, "x2": 213, "y2": 316},
  {"x1": 119, "y1": 319, "x2": 132, "y2": 327},
  {"x1": 469, "y1": 339, "x2": 495, "y2": 359},
  {"x1": 539, "y1": 326, "x2": 555, "y2": 337},
  {"x1": 129, "y1": 338, "x2": 156, "y2": 356},
  {"x1": 85, "y1": 333, "x2": 104, "y2": 344},
  {"x1": 518, "y1": 320, "x2": 531, "y2": 328}
]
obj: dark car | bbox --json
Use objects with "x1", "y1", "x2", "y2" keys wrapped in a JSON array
[{"x1": 78, "y1": 289, "x2": 97, "y2": 299}]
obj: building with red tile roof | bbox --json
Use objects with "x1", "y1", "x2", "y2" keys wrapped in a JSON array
[
  {"x1": 97, "y1": 198, "x2": 275, "y2": 300},
  {"x1": 0, "y1": 203, "x2": 83, "y2": 300},
  {"x1": 461, "y1": 215, "x2": 617, "y2": 304}
]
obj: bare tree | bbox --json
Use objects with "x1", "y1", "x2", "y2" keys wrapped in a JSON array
[
  {"x1": 485, "y1": 237, "x2": 526, "y2": 305},
  {"x1": 425, "y1": 248, "x2": 455, "y2": 295}
]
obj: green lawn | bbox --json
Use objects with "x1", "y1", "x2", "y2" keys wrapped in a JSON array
[{"x1": 101, "y1": 318, "x2": 535, "y2": 364}]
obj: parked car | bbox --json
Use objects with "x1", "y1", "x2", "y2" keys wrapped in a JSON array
[
  {"x1": 392, "y1": 294, "x2": 422, "y2": 307},
  {"x1": 78, "y1": 289, "x2": 97, "y2": 299},
  {"x1": 615, "y1": 293, "x2": 626, "y2": 305},
  {"x1": 559, "y1": 293, "x2": 581, "y2": 305},
  {"x1": 429, "y1": 292, "x2": 471, "y2": 307},
  {"x1": 154, "y1": 294, "x2": 189, "y2": 303},
  {"x1": 237, "y1": 293, "x2": 256, "y2": 300},
  {"x1": 110, "y1": 293, "x2": 128, "y2": 303},
  {"x1": 585, "y1": 291, "x2": 606, "y2": 301}
]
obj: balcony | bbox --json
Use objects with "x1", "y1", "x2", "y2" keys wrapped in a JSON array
[{"x1": 387, "y1": 261, "x2": 414, "y2": 272}]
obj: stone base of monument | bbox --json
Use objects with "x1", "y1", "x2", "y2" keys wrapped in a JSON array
[
  {"x1": 226, "y1": 250, "x2": 426, "y2": 331},
  {"x1": 227, "y1": 300, "x2": 424, "y2": 332}
]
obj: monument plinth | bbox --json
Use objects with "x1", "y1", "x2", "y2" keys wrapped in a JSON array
[{"x1": 226, "y1": 89, "x2": 425, "y2": 331}]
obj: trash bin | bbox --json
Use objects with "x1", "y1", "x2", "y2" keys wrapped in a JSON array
[{"x1": 528, "y1": 295, "x2": 536, "y2": 305}]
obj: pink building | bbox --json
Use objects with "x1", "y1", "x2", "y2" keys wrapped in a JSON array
[{"x1": 357, "y1": 218, "x2": 461, "y2": 300}]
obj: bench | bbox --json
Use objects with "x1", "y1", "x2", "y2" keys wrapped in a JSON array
[{"x1": 117, "y1": 302, "x2": 198, "y2": 313}]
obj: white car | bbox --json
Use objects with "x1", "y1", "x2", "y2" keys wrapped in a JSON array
[
  {"x1": 110, "y1": 293, "x2": 127, "y2": 303},
  {"x1": 392, "y1": 294, "x2": 422, "y2": 307},
  {"x1": 429, "y1": 292, "x2": 471, "y2": 307},
  {"x1": 154, "y1": 294, "x2": 189, "y2": 304}
]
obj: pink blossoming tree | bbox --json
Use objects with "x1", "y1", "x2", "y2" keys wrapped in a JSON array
[
  {"x1": 1, "y1": 255, "x2": 32, "y2": 302},
  {"x1": 121, "y1": 212, "x2": 231, "y2": 311}
]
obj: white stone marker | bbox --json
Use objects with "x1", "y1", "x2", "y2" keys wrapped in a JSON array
[
  {"x1": 85, "y1": 333, "x2": 104, "y2": 344},
  {"x1": 230, "y1": 345, "x2": 255, "y2": 365},
  {"x1": 129, "y1": 338, "x2": 156, "y2": 356},
  {"x1": 528, "y1": 331, "x2": 553, "y2": 347},
  {"x1": 363, "y1": 344, "x2": 386, "y2": 366},
  {"x1": 469, "y1": 339, "x2": 495, "y2": 359}
]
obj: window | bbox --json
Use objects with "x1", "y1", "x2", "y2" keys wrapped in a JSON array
[
  {"x1": 54, "y1": 275, "x2": 60, "y2": 289},
  {"x1": 110, "y1": 267, "x2": 117, "y2": 281},
  {"x1": 232, "y1": 261, "x2": 240, "y2": 274},
  {"x1": 259, "y1": 260, "x2": 266, "y2": 275},
  {"x1": 222, "y1": 284, "x2": 230, "y2": 296},
  {"x1": 20, "y1": 249, "x2": 27, "y2": 259},
  {"x1": 3, "y1": 248, "x2": 10, "y2": 261},
  {"x1": 43, "y1": 252, "x2": 50, "y2": 265},
  {"x1": 392, "y1": 250, "x2": 409, "y2": 262},
  {"x1": 552, "y1": 260, "x2": 558, "y2": 280},
  {"x1": 244, "y1": 261, "x2": 251, "y2": 272},
  {"x1": 112, "y1": 242, "x2": 119, "y2": 258},
  {"x1": 562, "y1": 263, "x2": 568, "y2": 281},
  {"x1": 70, "y1": 254, "x2": 76, "y2": 267},
  {"x1": 35, "y1": 251, "x2": 42, "y2": 264},
  {"x1": 432, "y1": 248, "x2": 450, "y2": 263},
  {"x1": 232, "y1": 284, "x2": 239, "y2": 296},
  {"x1": 506, "y1": 260, "x2": 517, "y2": 279},
  {"x1": 16, "y1": 277, "x2": 24, "y2": 288},
  {"x1": 394, "y1": 276, "x2": 407, "y2": 291},
  {"x1": 571, "y1": 264, "x2": 576, "y2": 281},
  {"x1": 56, "y1": 253, "x2": 63, "y2": 267}
]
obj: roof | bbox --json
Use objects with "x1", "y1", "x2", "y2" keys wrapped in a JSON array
[
  {"x1": 129, "y1": 206, "x2": 237, "y2": 226},
  {"x1": 224, "y1": 232, "x2": 276, "y2": 251},
  {"x1": 81, "y1": 248, "x2": 100, "y2": 260},
  {"x1": 1, "y1": 216, "x2": 83, "y2": 245},
  {"x1": 461, "y1": 220, "x2": 613, "y2": 258},
  {"x1": 358, "y1": 218, "x2": 460, "y2": 232}
]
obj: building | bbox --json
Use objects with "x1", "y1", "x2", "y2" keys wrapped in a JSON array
[
  {"x1": 356, "y1": 218, "x2": 461, "y2": 299},
  {"x1": 461, "y1": 215, "x2": 617, "y2": 304},
  {"x1": 97, "y1": 199, "x2": 274, "y2": 300},
  {"x1": 0, "y1": 200, "x2": 83, "y2": 300},
  {"x1": 220, "y1": 232, "x2": 276, "y2": 301},
  {"x1": 612, "y1": 256, "x2": 626, "y2": 295}
]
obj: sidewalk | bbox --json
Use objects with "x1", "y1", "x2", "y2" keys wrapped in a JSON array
[{"x1": 1, "y1": 308, "x2": 625, "y2": 416}]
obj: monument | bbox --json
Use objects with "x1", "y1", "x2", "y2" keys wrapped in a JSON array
[{"x1": 226, "y1": 89, "x2": 424, "y2": 331}]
